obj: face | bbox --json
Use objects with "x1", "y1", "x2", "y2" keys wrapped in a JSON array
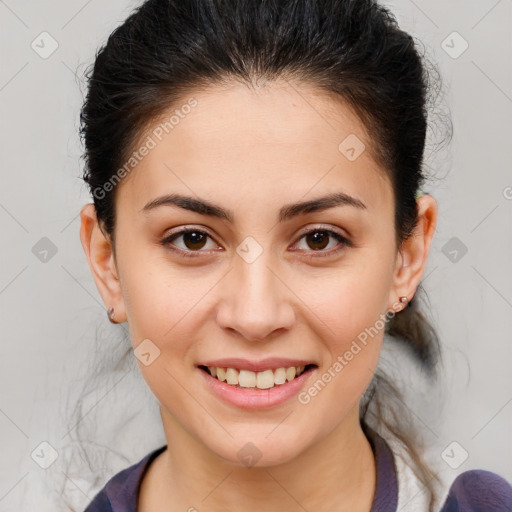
[{"x1": 81, "y1": 79, "x2": 433, "y2": 467}]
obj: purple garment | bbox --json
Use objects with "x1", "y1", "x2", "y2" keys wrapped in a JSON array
[{"x1": 83, "y1": 427, "x2": 512, "y2": 512}]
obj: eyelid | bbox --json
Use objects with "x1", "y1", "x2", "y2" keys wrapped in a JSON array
[
  {"x1": 161, "y1": 225, "x2": 221, "y2": 257},
  {"x1": 294, "y1": 223, "x2": 350, "y2": 241},
  {"x1": 289, "y1": 224, "x2": 353, "y2": 257},
  {"x1": 163, "y1": 224, "x2": 216, "y2": 240}
]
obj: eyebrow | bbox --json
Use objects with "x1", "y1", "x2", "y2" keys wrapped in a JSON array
[{"x1": 140, "y1": 191, "x2": 367, "y2": 223}]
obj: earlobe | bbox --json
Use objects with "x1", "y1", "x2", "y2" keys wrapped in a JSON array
[
  {"x1": 79, "y1": 203, "x2": 126, "y2": 323},
  {"x1": 387, "y1": 194, "x2": 438, "y2": 310}
]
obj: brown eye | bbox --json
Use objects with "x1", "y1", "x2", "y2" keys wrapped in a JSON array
[
  {"x1": 180, "y1": 231, "x2": 208, "y2": 250},
  {"x1": 304, "y1": 231, "x2": 330, "y2": 250},
  {"x1": 292, "y1": 228, "x2": 353, "y2": 258},
  {"x1": 161, "y1": 228, "x2": 220, "y2": 257}
]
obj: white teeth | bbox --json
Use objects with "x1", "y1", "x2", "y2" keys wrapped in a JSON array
[
  {"x1": 205, "y1": 365, "x2": 310, "y2": 388},
  {"x1": 225, "y1": 367, "x2": 239, "y2": 385},
  {"x1": 285, "y1": 367, "x2": 296, "y2": 382},
  {"x1": 238, "y1": 369, "x2": 256, "y2": 388},
  {"x1": 256, "y1": 369, "x2": 274, "y2": 389},
  {"x1": 274, "y1": 367, "x2": 286, "y2": 385}
]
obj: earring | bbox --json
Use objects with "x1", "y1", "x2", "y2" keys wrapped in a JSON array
[
  {"x1": 399, "y1": 296, "x2": 408, "y2": 309},
  {"x1": 107, "y1": 306, "x2": 117, "y2": 324}
]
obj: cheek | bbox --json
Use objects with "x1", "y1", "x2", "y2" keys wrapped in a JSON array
[
  {"x1": 123, "y1": 269, "x2": 210, "y2": 415},
  {"x1": 119, "y1": 245, "x2": 213, "y2": 346},
  {"x1": 297, "y1": 291, "x2": 384, "y2": 426},
  {"x1": 295, "y1": 264, "x2": 389, "y2": 401},
  {"x1": 302, "y1": 262, "x2": 390, "y2": 345}
]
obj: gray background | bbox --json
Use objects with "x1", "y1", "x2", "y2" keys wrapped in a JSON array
[{"x1": 0, "y1": 0, "x2": 511, "y2": 510}]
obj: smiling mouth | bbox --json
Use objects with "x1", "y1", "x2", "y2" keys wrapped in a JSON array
[{"x1": 198, "y1": 364, "x2": 318, "y2": 389}]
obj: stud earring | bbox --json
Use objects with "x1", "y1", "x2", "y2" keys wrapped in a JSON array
[
  {"x1": 399, "y1": 296, "x2": 408, "y2": 309},
  {"x1": 107, "y1": 306, "x2": 117, "y2": 324}
]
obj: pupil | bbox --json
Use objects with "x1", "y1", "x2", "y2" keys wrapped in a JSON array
[
  {"x1": 185, "y1": 232, "x2": 206, "y2": 250},
  {"x1": 308, "y1": 231, "x2": 328, "y2": 250}
]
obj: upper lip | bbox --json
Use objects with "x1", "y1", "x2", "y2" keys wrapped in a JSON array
[{"x1": 198, "y1": 358, "x2": 317, "y2": 372}]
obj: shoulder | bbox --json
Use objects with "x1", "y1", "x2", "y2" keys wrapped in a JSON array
[
  {"x1": 440, "y1": 469, "x2": 512, "y2": 512},
  {"x1": 82, "y1": 446, "x2": 167, "y2": 512},
  {"x1": 83, "y1": 488, "x2": 113, "y2": 512}
]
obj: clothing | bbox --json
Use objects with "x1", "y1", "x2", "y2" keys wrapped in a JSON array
[{"x1": 83, "y1": 427, "x2": 512, "y2": 512}]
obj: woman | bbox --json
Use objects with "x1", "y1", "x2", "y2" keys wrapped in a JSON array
[{"x1": 77, "y1": 0, "x2": 512, "y2": 510}]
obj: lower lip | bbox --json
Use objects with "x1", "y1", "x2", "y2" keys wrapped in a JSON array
[{"x1": 197, "y1": 367, "x2": 317, "y2": 410}]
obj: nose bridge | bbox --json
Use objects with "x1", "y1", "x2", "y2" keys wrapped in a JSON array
[{"x1": 218, "y1": 244, "x2": 294, "y2": 340}]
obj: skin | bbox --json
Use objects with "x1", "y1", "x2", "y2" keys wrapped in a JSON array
[{"x1": 80, "y1": 78, "x2": 437, "y2": 512}]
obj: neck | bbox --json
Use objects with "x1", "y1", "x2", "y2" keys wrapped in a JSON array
[{"x1": 142, "y1": 406, "x2": 377, "y2": 512}]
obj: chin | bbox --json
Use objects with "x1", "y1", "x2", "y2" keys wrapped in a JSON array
[{"x1": 210, "y1": 432, "x2": 309, "y2": 469}]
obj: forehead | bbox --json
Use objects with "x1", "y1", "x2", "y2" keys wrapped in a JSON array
[{"x1": 117, "y1": 79, "x2": 393, "y2": 219}]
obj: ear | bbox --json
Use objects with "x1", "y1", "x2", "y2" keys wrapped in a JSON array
[
  {"x1": 387, "y1": 194, "x2": 438, "y2": 312},
  {"x1": 79, "y1": 203, "x2": 127, "y2": 323}
]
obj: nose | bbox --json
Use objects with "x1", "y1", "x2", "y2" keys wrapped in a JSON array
[{"x1": 216, "y1": 250, "x2": 295, "y2": 342}]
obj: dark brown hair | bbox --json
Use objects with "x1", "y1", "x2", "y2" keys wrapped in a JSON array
[{"x1": 68, "y1": 0, "x2": 452, "y2": 510}]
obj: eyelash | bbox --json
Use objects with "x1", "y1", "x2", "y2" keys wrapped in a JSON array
[{"x1": 160, "y1": 226, "x2": 353, "y2": 259}]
